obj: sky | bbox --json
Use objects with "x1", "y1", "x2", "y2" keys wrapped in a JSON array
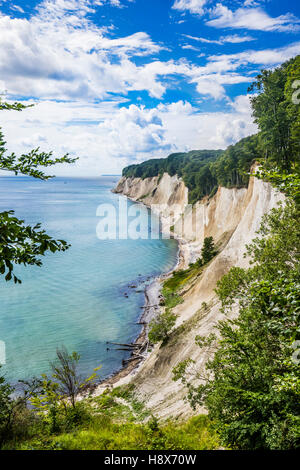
[{"x1": 0, "y1": 0, "x2": 299, "y2": 176}]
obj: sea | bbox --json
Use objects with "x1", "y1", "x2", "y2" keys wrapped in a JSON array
[{"x1": 0, "y1": 176, "x2": 178, "y2": 387}]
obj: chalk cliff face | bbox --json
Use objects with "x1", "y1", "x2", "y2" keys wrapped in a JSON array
[
  {"x1": 114, "y1": 173, "x2": 188, "y2": 224},
  {"x1": 112, "y1": 172, "x2": 284, "y2": 419}
]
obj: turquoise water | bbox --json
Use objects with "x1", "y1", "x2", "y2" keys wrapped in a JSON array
[{"x1": 0, "y1": 176, "x2": 178, "y2": 387}]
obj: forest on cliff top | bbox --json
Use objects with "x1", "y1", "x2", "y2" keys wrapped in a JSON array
[{"x1": 123, "y1": 56, "x2": 300, "y2": 204}]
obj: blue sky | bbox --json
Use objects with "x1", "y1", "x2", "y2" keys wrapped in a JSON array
[{"x1": 0, "y1": 0, "x2": 299, "y2": 175}]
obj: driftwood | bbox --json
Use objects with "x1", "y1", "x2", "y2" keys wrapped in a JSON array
[
  {"x1": 140, "y1": 305, "x2": 159, "y2": 309},
  {"x1": 122, "y1": 357, "x2": 139, "y2": 365},
  {"x1": 115, "y1": 348, "x2": 135, "y2": 352},
  {"x1": 106, "y1": 341, "x2": 139, "y2": 349},
  {"x1": 112, "y1": 339, "x2": 149, "y2": 367}
]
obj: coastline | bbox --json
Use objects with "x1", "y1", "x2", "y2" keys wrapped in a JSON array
[{"x1": 91, "y1": 193, "x2": 185, "y2": 394}]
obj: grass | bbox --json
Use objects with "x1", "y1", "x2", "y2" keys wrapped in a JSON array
[
  {"x1": 163, "y1": 262, "x2": 203, "y2": 294},
  {"x1": 15, "y1": 415, "x2": 220, "y2": 450},
  {"x1": 161, "y1": 287, "x2": 183, "y2": 309},
  {"x1": 4, "y1": 382, "x2": 221, "y2": 450},
  {"x1": 168, "y1": 302, "x2": 212, "y2": 345}
]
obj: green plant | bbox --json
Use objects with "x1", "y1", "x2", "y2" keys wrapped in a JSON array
[
  {"x1": 174, "y1": 171, "x2": 300, "y2": 450},
  {"x1": 148, "y1": 310, "x2": 178, "y2": 344},
  {"x1": 0, "y1": 99, "x2": 77, "y2": 283},
  {"x1": 200, "y1": 237, "x2": 218, "y2": 265},
  {"x1": 50, "y1": 347, "x2": 101, "y2": 408}
]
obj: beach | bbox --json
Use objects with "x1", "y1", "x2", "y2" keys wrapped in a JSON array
[{"x1": 92, "y1": 194, "x2": 187, "y2": 394}]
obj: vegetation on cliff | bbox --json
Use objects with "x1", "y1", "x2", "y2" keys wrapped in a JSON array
[
  {"x1": 174, "y1": 170, "x2": 300, "y2": 449},
  {"x1": 0, "y1": 359, "x2": 220, "y2": 450},
  {"x1": 172, "y1": 55, "x2": 300, "y2": 450},
  {"x1": 149, "y1": 237, "x2": 219, "y2": 345},
  {"x1": 123, "y1": 55, "x2": 300, "y2": 205}
]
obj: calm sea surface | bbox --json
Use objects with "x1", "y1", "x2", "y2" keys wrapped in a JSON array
[{"x1": 0, "y1": 176, "x2": 178, "y2": 386}]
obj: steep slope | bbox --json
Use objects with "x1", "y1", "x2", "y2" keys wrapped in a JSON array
[{"x1": 111, "y1": 172, "x2": 284, "y2": 419}]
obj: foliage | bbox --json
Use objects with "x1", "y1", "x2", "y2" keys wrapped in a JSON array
[
  {"x1": 0, "y1": 100, "x2": 32, "y2": 112},
  {"x1": 28, "y1": 375, "x2": 65, "y2": 434},
  {"x1": 148, "y1": 310, "x2": 178, "y2": 344},
  {"x1": 19, "y1": 348, "x2": 100, "y2": 436},
  {"x1": 0, "y1": 370, "x2": 15, "y2": 447},
  {"x1": 2, "y1": 362, "x2": 220, "y2": 451},
  {"x1": 249, "y1": 55, "x2": 300, "y2": 170},
  {"x1": 50, "y1": 347, "x2": 100, "y2": 408},
  {"x1": 163, "y1": 237, "x2": 217, "y2": 294},
  {"x1": 173, "y1": 171, "x2": 300, "y2": 450},
  {"x1": 199, "y1": 236, "x2": 218, "y2": 265},
  {"x1": 160, "y1": 287, "x2": 183, "y2": 308},
  {"x1": 0, "y1": 211, "x2": 70, "y2": 284},
  {"x1": 122, "y1": 55, "x2": 300, "y2": 204},
  {"x1": 0, "y1": 344, "x2": 102, "y2": 449},
  {"x1": 123, "y1": 149, "x2": 223, "y2": 205},
  {"x1": 0, "y1": 367, "x2": 43, "y2": 447},
  {"x1": 254, "y1": 167, "x2": 300, "y2": 205},
  {"x1": 11, "y1": 414, "x2": 219, "y2": 451},
  {"x1": 0, "y1": 100, "x2": 77, "y2": 283},
  {"x1": 0, "y1": 126, "x2": 76, "y2": 181},
  {"x1": 163, "y1": 268, "x2": 197, "y2": 292},
  {"x1": 210, "y1": 134, "x2": 260, "y2": 188},
  {"x1": 152, "y1": 236, "x2": 218, "y2": 345},
  {"x1": 122, "y1": 138, "x2": 260, "y2": 205}
]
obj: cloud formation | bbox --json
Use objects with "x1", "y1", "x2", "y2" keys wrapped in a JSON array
[
  {"x1": 0, "y1": 0, "x2": 165, "y2": 100},
  {"x1": 0, "y1": 98, "x2": 257, "y2": 176},
  {"x1": 207, "y1": 4, "x2": 300, "y2": 32},
  {"x1": 0, "y1": 0, "x2": 299, "y2": 176},
  {"x1": 183, "y1": 34, "x2": 256, "y2": 45},
  {"x1": 172, "y1": 0, "x2": 207, "y2": 16}
]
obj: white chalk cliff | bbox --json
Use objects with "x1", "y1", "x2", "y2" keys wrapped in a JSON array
[{"x1": 112, "y1": 171, "x2": 284, "y2": 419}]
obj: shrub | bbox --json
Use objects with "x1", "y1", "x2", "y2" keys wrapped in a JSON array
[{"x1": 148, "y1": 311, "x2": 178, "y2": 344}]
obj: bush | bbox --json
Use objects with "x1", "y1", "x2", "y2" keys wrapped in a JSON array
[
  {"x1": 200, "y1": 237, "x2": 218, "y2": 265},
  {"x1": 174, "y1": 172, "x2": 300, "y2": 450},
  {"x1": 148, "y1": 311, "x2": 178, "y2": 344}
]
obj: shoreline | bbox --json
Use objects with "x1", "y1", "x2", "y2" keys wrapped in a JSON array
[{"x1": 91, "y1": 193, "x2": 186, "y2": 394}]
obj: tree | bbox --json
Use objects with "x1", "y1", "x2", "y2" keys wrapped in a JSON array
[
  {"x1": 20, "y1": 348, "x2": 100, "y2": 435},
  {"x1": 0, "y1": 99, "x2": 77, "y2": 283},
  {"x1": 197, "y1": 236, "x2": 218, "y2": 266},
  {"x1": 284, "y1": 56, "x2": 300, "y2": 165},
  {"x1": 0, "y1": 367, "x2": 35, "y2": 447},
  {"x1": 248, "y1": 55, "x2": 300, "y2": 170},
  {"x1": 0, "y1": 370, "x2": 14, "y2": 447},
  {"x1": 173, "y1": 170, "x2": 300, "y2": 450},
  {"x1": 148, "y1": 310, "x2": 178, "y2": 344},
  {"x1": 50, "y1": 347, "x2": 101, "y2": 408}
]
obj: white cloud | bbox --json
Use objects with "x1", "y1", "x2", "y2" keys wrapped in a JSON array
[
  {"x1": 0, "y1": 0, "x2": 164, "y2": 100},
  {"x1": 0, "y1": 0, "x2": 297, "y2": 177},
  {"x1": 172, "y1": 0, "x2": 207, "y2": 16},
  {"x1": 1, "y1": 0, "x2": 299, "y2": 105},
  {"x1": 181, "y1": 44, "x2": 200, "y2": 51},
  {"x1": 188, "y1": 72, "x2": 252, "y2": 100},
  {"x1": 220, "y1": 34, "x2": 256, "y2": 44},
  {"x1": 230, "y1": 94, "x2": 253, "y2": 115},
  {"x1": 183, "y1": 34, "x2": 256, "y2": 45},
  {"x1": 207, "y1": 4, "x2": 300, "y2": 32},
  {"x1": 243, "y1": 0, "x2": 261, "y2": 6},
  {"x1": 207, "y1": 41, "x2": 300, "y2": 69},
  {"x1": 0, "y1": 98, "x2": 257, "y2": 176},
  {"x1": 10, "y1": 5, "x2": 25, "y2": 13}
]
